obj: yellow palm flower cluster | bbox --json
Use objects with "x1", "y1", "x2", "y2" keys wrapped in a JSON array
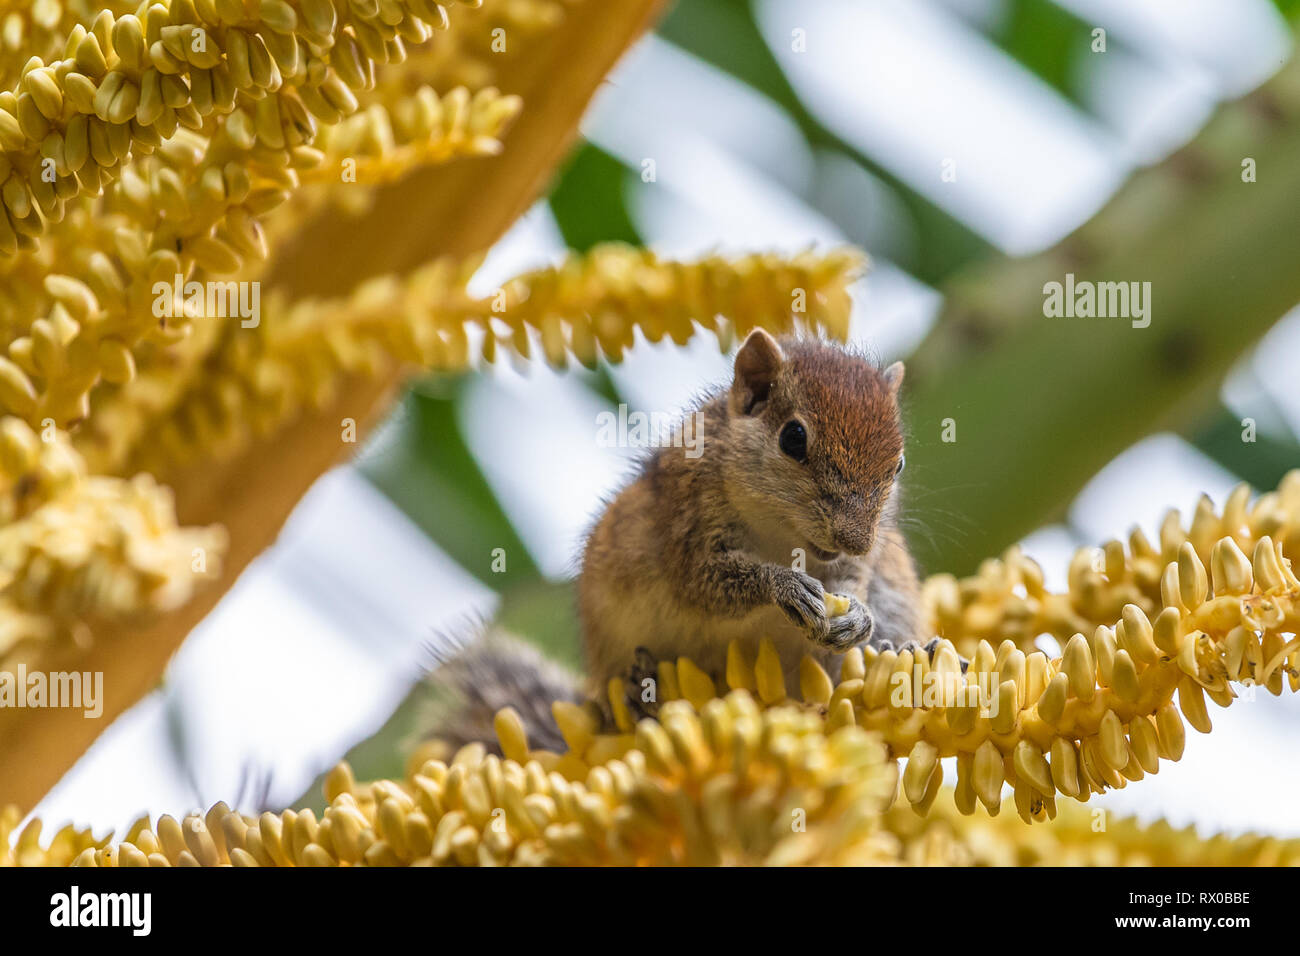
[
  {"x1": 479, "y1": 244, "x2": 863, "y2": 366},
  {"x1": 924, "y1": 473, "x2": 1300, "y2": 658},
  {"x1": 0, "y1": 416, "x2": 221, "y2": 656},
  {"x1": 48, "y1": 694, "x2": 902, "y2": 867},
  {"x1": 885, "y1": 791, "x2": 1300, "y2": 867},
  {"x1": 95, "y1": 244, "x2": 864, "y2": 476},
  {"x1": 10, "y1": 697, "x2": 1300, "y2": 867},
  {"x1": 0, "y1": 0, "x2": 510, "y2": 431},
  {"x1": 0, "y1": 0, "x2": 463, "y2": 224},
  {"x1": 0, "y1": 803, "x2": 108, "y2": 866},
  {"x1": 390, "y1": 0, "x2": 572, "y2": 93},
  {"x1": 304, "y1": 84, "x2": 521, "y2": 186}
]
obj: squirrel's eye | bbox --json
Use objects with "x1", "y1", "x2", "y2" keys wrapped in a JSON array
[
  {"x1": 895, "y1": 454, "x2": 905, "y2": 476},
  {"x1": 779, "y1": 421, "x2": 807, "y2": 462}
]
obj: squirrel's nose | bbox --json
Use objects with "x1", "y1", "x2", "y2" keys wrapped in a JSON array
[{"x1": 831, "y1": 515, "x2": 875, "y2": 556}]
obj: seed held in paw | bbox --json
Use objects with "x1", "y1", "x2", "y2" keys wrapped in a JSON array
[{"x1": 824, "y1": 592, "x2": 851, "y2": 617}]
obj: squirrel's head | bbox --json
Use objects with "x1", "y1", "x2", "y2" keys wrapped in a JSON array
[{"x1": 721, "y1": 329, "x2": 904, "y2": 559}]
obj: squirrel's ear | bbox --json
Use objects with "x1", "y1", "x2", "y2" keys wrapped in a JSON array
[
  {"x1": 732, "y1": 329, "x2": 784, "y2": 414},
  {"x1": 882, "y1": 361, "x2": 905, "y2": 396}
]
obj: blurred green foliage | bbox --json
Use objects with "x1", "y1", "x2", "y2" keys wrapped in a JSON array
[
  {"x1": 1193, "y1": 404, "x2": 1300, "y2": 495},
  {"x1": 1274, "y1": 0, "x2": 1300, "y2": 20},
  {"x1": 991, "y1": 0, "x2": 1094, "y2": 101},
  {"x1": 548, "y1": 143, "x2": 643, "y2": 251}
]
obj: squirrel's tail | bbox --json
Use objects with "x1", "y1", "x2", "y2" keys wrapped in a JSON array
[{"x1": 419, "y1": 630, "x2": 583, "y2": 755}]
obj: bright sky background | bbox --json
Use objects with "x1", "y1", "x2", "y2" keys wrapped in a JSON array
[{"x1": 32, "y1": 0, "x2": 1300, "y2": 843}]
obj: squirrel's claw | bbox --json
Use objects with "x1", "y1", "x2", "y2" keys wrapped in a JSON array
[
  {"x1": 773, "y1": 569, "x2": 827, "y2": 633},
  {"x1": 875, "y1": 636, "x2": 970, "y2": 672}
]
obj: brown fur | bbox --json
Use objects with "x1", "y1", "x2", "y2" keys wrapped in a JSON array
[
  {"x1": 419, "y1": 631, "x2": 582, "y2": 755},
  {"x1": 579, "y1": 330, "x2": 921, "y2": 705}
]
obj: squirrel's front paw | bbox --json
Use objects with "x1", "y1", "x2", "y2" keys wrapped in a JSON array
[
  {"x1": 820, "y1": 594, "x2": 874, "y2": 650},
  {"x1": 771, "y1": 568, "x2": 827, "y2": 636}
]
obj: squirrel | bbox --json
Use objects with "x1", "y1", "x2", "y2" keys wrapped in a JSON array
[
  {"x1": 579, "y1": 328, "x2": 921, "y2": 714},
  {"x1": 423, "y1": 330, "x2": 925, "y2": 752}
]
